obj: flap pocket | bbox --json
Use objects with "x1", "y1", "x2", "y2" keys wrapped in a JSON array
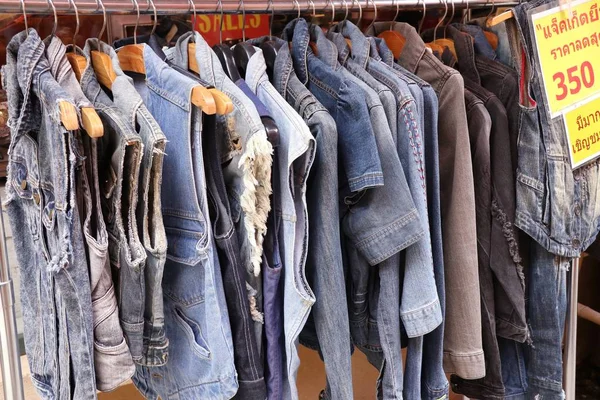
[{"x1": 165, "y1": 225, "x2": 208, "y2": 266}]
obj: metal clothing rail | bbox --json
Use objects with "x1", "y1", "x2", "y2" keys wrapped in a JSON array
[
  {"x1": 0, "y1": 0, "x2": 519, "y2": 13},
  {"x1": 0, "y1": 2, "x2": 580, "y2": 400}
]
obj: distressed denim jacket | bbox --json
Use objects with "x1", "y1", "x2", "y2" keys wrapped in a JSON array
[
  {"x1": 3, "y1": 29, "x2": 97, "y2": 399},
  {"x1": 80, "y1": 39, "x2": 148, "y2": 365},
  {"x1": 86, "y1": 38, "x2": 170, "y2": 366},
  {"x1": 45, "y1": 36, "x2": 135, "y2": 390}
]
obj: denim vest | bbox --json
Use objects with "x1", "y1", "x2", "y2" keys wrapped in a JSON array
[
  {"x1": 510, "y1": 0, "x2": 600, "y2": 257},
  {"x1": 3, "y1": 29, "x2": 97, "y2": 399}
]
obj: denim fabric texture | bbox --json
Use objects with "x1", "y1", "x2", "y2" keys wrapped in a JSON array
[
  {"x1": 366, "y1": 21, "x2": 483, "y2": 380},
  {"x1": 169, "y1": 34, "x2": 273, "y2": 356},
  {"x1": 450, "y1": 88, "x2": 506, "y2": 399},
  {"x1": 4, "y1": 29, "x2": 97, "y2": 399},
  {"x1": 202, "y1": 112, "x2": 267, "y2": 400},
  {"x1": 441, "y1": 24, "x2": 528, "y2": 343},
  {"x1": 374, "y1": 40, "x2": 450, "y2": 400},
  {"x1": 120, "y1": 42, "x2": 237, "y2": 399},
  {"x1": 510, "y1": 0, "x2": 600, "y2": 258},
  {"x1": 92, "y1": 39, "x2": 170, "y2": 367},
  {"x1": 46, "y1": 36, "x2": 135, "y2": 390},
  {"x1": 246, "y1": 48, "x2": 316, "y2": 400},
  {"x1": 249, "y1": 34, "x2": 355, "y2": 400},
  {"x1": 80, "y1": 39, "x2": 148, "y2": 367}
]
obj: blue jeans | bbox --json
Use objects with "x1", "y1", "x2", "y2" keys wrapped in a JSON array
[{"x1": 499, "y1": 239, "x2": 568, "y2": 400}]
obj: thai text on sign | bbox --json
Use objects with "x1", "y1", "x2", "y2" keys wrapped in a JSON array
[
  {"x1": 531, "y1": 0, "x2": 600, "y2": 117},
  {"x1": 194, "y1": 14, "x2": 269, "y2": 46},
  {"x1": 564, "y1": 96, "x2": 600, "y2": 167}
]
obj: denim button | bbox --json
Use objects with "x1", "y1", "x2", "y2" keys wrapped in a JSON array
[
  {"x1": 20, "y1": 180, "x2": 27, "y2": 190},
  {"x1": 33, "y1": 192, "x2": 40, "y2": 205},
  {"x1": 572, "y1": 238, "x2": 581, "y2": 247}
]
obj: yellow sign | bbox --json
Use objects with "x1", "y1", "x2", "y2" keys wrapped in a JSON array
[
  {"x1": 564, "y1": 96, "x2": 600, "y2": 167},
  {"x1": 531, "y1": 0, "x2": 600, "y2": 117}
]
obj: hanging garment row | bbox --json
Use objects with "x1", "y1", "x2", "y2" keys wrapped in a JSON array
[{"x1": 2, "y1": 0, "x2": 597, "y2": 399}]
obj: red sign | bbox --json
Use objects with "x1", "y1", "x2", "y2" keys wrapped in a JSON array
[{"x1": 194, "y1": 14, "x2": 270, "y2": 46}]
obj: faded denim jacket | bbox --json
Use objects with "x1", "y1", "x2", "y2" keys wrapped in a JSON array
[
  {"x1": 4, "y1": 29, "x2": 97, "y2": 399},
  {"x1": 45, "y1": 36, "x2": 135, "y2": 390},
  {"x1": 246, "y1": 48, "x2": 316, "y2": 400}
]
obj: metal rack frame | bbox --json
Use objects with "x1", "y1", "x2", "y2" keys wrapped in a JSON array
[{"x1": 0, "y1": 1, "x2": 579, "y2": 400}]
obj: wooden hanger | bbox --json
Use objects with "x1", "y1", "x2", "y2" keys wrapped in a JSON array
[
  {"x1": 117, "y1": 0, "x2": 146, "y2": 75},
  {"x1": 63, "y1": 0, "x2": 103, "y2": 137},
  {"x1": 91, "y1": 50, "x2": 116, "y2": 89},
  {"x1": 487, "y1": 9, "x2": 513, "y2": 27},
  {"x1": 187, "y1": 0, "x2": 233, "y2": 115}
]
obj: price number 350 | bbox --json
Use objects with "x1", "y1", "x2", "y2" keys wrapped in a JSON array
[{"x1": 553, "y1": 61, "x2": 596, "y2": 101}]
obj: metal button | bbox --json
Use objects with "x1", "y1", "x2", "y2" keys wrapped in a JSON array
[
  {"x1": 33, "y1": 192, "x2": 40, "y2": 205},
  {"x1": 572, "y1": 238, "x2": 581, "y2": 247},
  {"x1": 48, "y1": 209, "x2": 54, "y2": 220},
  {"x1": 20, "y1": 180, "x2": 26, "y2": 190}
]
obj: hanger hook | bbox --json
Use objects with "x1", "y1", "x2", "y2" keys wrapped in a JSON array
[
  {"x1": 355, "y1": 0, "x2": 363, "y2": 27},
  {"x1": 188, "y1": 0, "x2": 197, "y2": 33},
  {"x1": 433, "y1": 0, "x2": 447, "y2": 42},
  {"x1": 266, "y1": 0, "x2": 274, "y2": 38},
  {"x1": 20, "y1": 0, "x2": 28, "y2": 35},
  {"x1": 328, "y1": 0, "x2": 336, "y2": 26},
  {"x1": 366, "y1": 0, "x2": 377, "y2": 33},
  {"x1": 67, "y1": 0, "x2": 79, "y2": 50},
  {"x1": 46, "y1": 0, "x2": 57, "y2": 37},
  {"x1": 129, "y1": 0, "x2": 140, "y2": 45},
  {"x1": 216, "y1": 0, "x2": 224, "y2": 44},
  {"x1": 343, "y1": 0, "x2": 349, "y2": 21},
  {"x1": 390, "y1": 0, "x2": 400, "y2": 30},
  {"x1": 293, "y1": 0, "x2": 300, "y2": 19},
  {"x1": 95, "y1": 0, "x2": 106, "y2": 39},
  {"x1": 444, "y1": 0, "x2": 454, "y2": 39},
  {"x1": 461, "y1": 0, "x2": 469, "y2": 24},
  {"x1": 307, "y1": 0, "x2": 316, "y2": 20},
  {"x1": 236, "y1": 0, "x2": 246, "y2": 41},
  {"x1": 418, "y1": 0, "x2": 427, "y2": 34},
  {"x1": 148, "y1": 0, "x2": 157, "y2": 37},
  {"x1": 486, "y1": 0, "x2": 496, "y2": 21}
]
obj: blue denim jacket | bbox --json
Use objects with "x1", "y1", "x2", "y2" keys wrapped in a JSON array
[
  {"x1": 331, "y1": 22, "x2": 441, "y2": 338},
  {"x1": 249, "y1": 35, "x2": 355, "y2": 400}
]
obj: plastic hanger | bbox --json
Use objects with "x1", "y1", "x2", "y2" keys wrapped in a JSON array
[
  {"x1": 233, "y1": 0, "x2": 257, "y2": 79},
  {"x1": 117, "y1": 0, "x2": 146, "y2": 74},
  {"x1": 377, "y1": 0, "x2": 406, "y2": 58},
  {"x1": 52, "y1": 0, "x2": 103, "y2": 137},
  {"x1": 20, "y1": 0, "x2": 77, "y2": 131},
  {"x1": 260, "y1": 0, "x2": 282, "y2": 80},
  {"x1": 185, "y1": 0, "x2": 233, "y2": 115},
  {"x1": 212, "y1": 0, "x2": 242, "y2": 82}
]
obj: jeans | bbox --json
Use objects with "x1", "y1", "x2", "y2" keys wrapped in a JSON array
[{"x1": 4, "y1": 29, "x2": 96, "y2": 399}]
